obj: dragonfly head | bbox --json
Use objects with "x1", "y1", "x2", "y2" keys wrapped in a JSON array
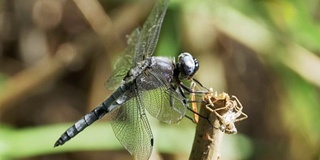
[{"x1": 177, "y1": 52, "x2": 199, "y2": 80}]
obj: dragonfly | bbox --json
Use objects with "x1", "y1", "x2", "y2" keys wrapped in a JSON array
[{"x1": 54, "y1": 0, "x2": 206, "y2": 159}]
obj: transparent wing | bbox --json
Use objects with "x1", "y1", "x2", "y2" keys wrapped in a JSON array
[
  {"x1": 105, "y1": 0, "x2": 169, "y2": 89},
  {"x1": 134, "y1": 0, "x2": 170, "y2": 63},
  {"x1": 105, "y1": 29, "x2": 140, "y2": 89},
  {"x1": 143, "y1": 86, "x2": 186, "y2": 124},
  {"x1": 138, "y1": 69, "x2": 187, "y2": 124},
  {"x1": 110, "y1": 87, "x2": 153, "y2": 160}
]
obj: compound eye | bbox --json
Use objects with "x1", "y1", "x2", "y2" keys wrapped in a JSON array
[
  {"x1": 178, "y1": 52, "x2": 199, "y2": 79},
  {"x1": 191, "y1": 58, "x2": 199, "y2": 77}
]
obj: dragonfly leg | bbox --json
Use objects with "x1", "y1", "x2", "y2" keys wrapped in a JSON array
[
  {"x1": 180, "y1": 83, "x2": 208, "y2": 95},
  {"x1": 185, "y1": 101, "x2": 213, "y2": 126},
  {"x1": 184, "y1": 114, "x2": 196, "y2": 123},
  {"x1": 192, "y1": 78, "x2": 210, "y2": 91},
  {"x1": 178, "y1": 84, "x2": 187, "y2": 98}
]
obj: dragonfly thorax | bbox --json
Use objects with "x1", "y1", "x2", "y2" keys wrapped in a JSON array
[
  {"x1": 124, "y1": 58, "x2": 152, "y2": 83},
  {"x1": 177, "y1": 52, "x2": 199, "y2": 80},
  {"x1": 135, "y1": 56, "x2": 175, "y2": 91}
]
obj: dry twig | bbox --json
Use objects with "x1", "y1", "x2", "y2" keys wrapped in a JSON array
[{"x1": 189, "y1": 90, "x2": 247, "y2": 160}]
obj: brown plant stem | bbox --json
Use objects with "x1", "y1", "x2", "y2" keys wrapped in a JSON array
[{"x1": 189, "y1": 94, "x2": 226, "y2": 160}]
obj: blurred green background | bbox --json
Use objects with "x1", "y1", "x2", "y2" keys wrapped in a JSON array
[{"x1": 0, "y1": 0, "x2": 320, "y2": 159}]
